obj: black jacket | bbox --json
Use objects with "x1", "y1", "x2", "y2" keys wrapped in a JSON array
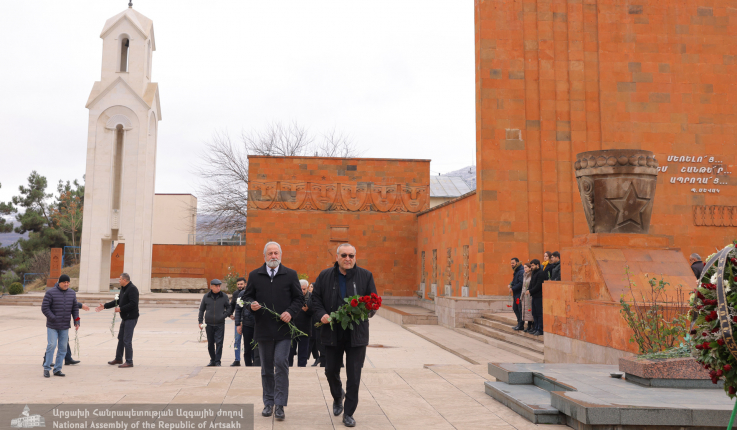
[
  {"x1": 198, "y1": 290, "x2": 230, "y2": 325},
  {"x1": 234, "y1": 289, "x2": 256, "y2": 328},
  {"x1": 291, "y1": 292, "x2": 313, "y2": 336},
  {"x1": 228, "y1": 289, "x2": 245, "y2": 317},
  {"x1": 510, "y1": 265, "x2": 524, "y2": 297},
  {"x1": 311, "y1": 263, "x2": 378, "y2": 347},
  {"x1": 547, "y1": 261, "x2": 561, "y2": 281},
  {"x1": 527, "y1": 268, "x2": 545, "y2": 298},
  {"x1": 691, "y1": 261, "x2": 704, "y2": 279},
  {"x1": 104, "y1": 282, "x2": 139, "y2": 320},
  {"x1": 242, "y1": 264, "x2": 305, "y2": 342}
]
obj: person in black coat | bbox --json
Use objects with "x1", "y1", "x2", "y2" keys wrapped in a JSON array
[
  {"x1": 689, "y1": 253, "x2": 704, "y2": 279},
  {"x1": 508, "y1": 258, "x2": 525, "y2": 330},
  {"x1": 288, "y1": 280, "x2": 312, "y2": 367},
  {"x1": 96, "y1": 273, "x2": 139, "y2": 368},
  {"x1": 41, "y1": 274, "x2": 80, "y2": 377},
  {"x1": 228, "y1": 277, "x2": 247, "y2": 366},
  {"x1": 234, "y1": 283, "x2": 259, "y2": 367},
  {"x1": 525, "y1": 260, "x2": 545, "y2": 336},
  {"x1": 546, "y1": 251, "x2": 561, "y2": 281},
  {"x1": 241, "y1": 242, "x2": 304, "y2": 422},
  {"x1": 198, "y1": 279, "x2": 230, "y2": 366},
  {"x1": 41, "y1": 279, "x2": 90, "y2": 369},
  {"x1": 311, "y1": 243, "x2": 378, "y2": 428}
]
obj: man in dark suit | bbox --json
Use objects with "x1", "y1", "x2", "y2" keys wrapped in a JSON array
[
  {"x1": 508, "y1": 258, "x2": 524, "y2": 330},
  {"x1": 525, "y1": 259, "x2": 545, "y2": 336},
  {"x1": 311, "y1": 243, "x2": 378, "y2": 428},
  {"x1": 242, "y1": 242, "x2": 304, "y2": 422},
  {"x1": 198, "y1": 279, "x2": 230, "y2": 367},
  {"x1": 96, "y1": 273, "x2": 139, "y2": 368}
]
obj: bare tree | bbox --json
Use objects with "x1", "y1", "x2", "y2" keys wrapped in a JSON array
[{"x1": 195, "y1": 122, "x2": 364, "y2": 236}]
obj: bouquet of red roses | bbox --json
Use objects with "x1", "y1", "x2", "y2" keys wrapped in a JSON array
[{"x1": 316, "y1": 293, "x2": 383, "y2": 330}]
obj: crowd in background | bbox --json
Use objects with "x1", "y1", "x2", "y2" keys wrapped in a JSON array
[{"x1": 508, "y1": 251, "x2": 561, "y2": 336}]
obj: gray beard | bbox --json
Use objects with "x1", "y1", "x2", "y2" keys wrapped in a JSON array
[{"x1": 266, "y1": 259, "x2": 280, "y2": 269}]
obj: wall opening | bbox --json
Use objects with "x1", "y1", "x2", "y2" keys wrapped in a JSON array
[
  {"x1": 120, "y1": 37, "x2": 130, "y2": 72},
  {"x1": 112, "y1": 125, "x2": 124, "y2": 210}
]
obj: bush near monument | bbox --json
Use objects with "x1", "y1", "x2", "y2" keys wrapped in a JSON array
[
  {"x1": 689, "y1": 243, "x2": 737, "y2": 397},
  {"x1": 619, "y1": 267, "x2": 689, "y2": 354},
  {"x1": 8, "y1": 282, "x2": 23, "y2": 295}
]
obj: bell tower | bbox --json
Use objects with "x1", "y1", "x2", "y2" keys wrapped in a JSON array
[{"x1": 79, "y1": 3, "x2": 161, "y2": 293}]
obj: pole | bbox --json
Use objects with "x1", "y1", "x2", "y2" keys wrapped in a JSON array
[{"x1": 728, "y1": 398, "x2": 737, "y2": 430}]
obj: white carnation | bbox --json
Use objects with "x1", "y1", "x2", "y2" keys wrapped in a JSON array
[
  {"x1": 201, "y1": 323, "x2": 207, "y2": 328},
  {"x1": 115, "y1": 294, "x2": 120, "y2": 300},
  {"x1": 237, "y1": 298, "x2": 244, "y2": 307},
  {"x1": 711, "y1": 274, "x2": 718, "y2": 284}
]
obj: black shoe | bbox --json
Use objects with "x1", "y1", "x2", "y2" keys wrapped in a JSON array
[
  {"x1": 512, "y1": 325, "x2": 523, "y2": 331},
  {"x1": 206, "y1": 362, "x2": 216, "y2": 367},
  {"x1": 343, "y1": 415, "x2": 356, "y2": 427},
  {"x1": 333, "y1": 389, "x2": 345, "y2": 416},
  {"x1": 65, "y1": 359, "x2": 80, "y2": 365},
  {"x1": 215, "y1": 362, "x2": 221, "y2": 366},
  {"x1": 44, "y1": 370, "x2": 50, "y2": 378},
  {"x1": 311, "y1": 359, "x2": 319, "y2": 367},
  {"x1": 230, "y1": 361, "x2": 240, "y2": 367},
  {"x1": 261, "y1": 405, "x2": 273, "y2": 417},
  {"x1": 534, "y1": 330, "x2": 544, "y2": 336},
  {"x1": 54, "y1": 371, "x2": 65, "y2": 377},
  {"x1": 274, "y1": 406, "x2": 285, "y2": 421}
]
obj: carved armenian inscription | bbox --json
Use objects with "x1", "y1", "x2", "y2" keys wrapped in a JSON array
[{"x1": 248, "y1": 181, "x2": 429, "y2": 213}]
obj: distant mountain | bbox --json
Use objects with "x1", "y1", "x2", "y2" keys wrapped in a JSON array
[
  {"x1": 443, "y1": 166, "x2": 476, "y2": 190},
  {"x1": 0, "y1": 218, "x2": 27, "y2": 248}
]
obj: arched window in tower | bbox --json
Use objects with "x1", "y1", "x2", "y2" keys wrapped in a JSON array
[
  {"x1": 119, "y1": 37, "x2": 130, "y2": 72},
  {"x1": 112, "y1": 124, "x2": 125, "y2": 210}
]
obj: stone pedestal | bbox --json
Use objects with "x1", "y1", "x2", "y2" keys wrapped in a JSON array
[{"x1": 544, "y1": 233, "x2": 694, "y2": 364}]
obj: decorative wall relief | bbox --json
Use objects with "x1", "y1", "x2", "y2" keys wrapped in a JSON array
[
  {"x1": 693, "y1": 206, "x2": 737, "y2": 227},
  {"x1": 432, "y1": 249, "x2": 437, "y2": 285},
  {"x1": 574, "y1": 149, "x2": 658, "y2": 234},
  {"x1": 462, "y1": 245, "x2": 469, "y2": 288},
  {"x1": 421, "y1": 251, "x2": 426, "y2": 284},
  {"x1": 247, "y1": 181, "x2": 430, "y2": 213}
]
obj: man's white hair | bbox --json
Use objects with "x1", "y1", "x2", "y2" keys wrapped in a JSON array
[
  {"x1": 299, "y1": 279, "x2": 309, "y2": 287},
  {"x1": 690, "y1": 253, "x2": 701, "y2": 261},
  {"x1": 336, "y1": 243, "x2": 356, "y2": 255},
  {"x1": 263, "y1": 241, "x2": 282, "y2": 255}
]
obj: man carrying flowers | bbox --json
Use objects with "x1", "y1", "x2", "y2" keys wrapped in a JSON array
[
  {"x1": 95, "y1": 273, "x2": 139, "y2": 368},
  {"x1": 311, "y1": 243, "x2": 378, "y2": 428}
]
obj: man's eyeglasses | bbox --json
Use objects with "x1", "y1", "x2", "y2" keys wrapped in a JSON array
[{"x1": 340, "y1": 254, "x2": 355, "y2": 259}]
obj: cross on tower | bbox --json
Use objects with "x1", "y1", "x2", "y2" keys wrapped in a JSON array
[{"x1": 128, "y1": 1, "x2": 133, "y2": 7}]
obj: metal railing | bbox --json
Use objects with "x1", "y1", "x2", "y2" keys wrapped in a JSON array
[{"x1": 23, "y1": 273, "x2": 46, "y2": 291}]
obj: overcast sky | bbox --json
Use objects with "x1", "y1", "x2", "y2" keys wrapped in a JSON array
[{"x1": 0, "y1": 1, "x2": 475, "y2": 203}]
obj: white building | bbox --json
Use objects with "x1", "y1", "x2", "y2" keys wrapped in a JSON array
[{"x1": 79, "y1": 5, "x2": 161, "y2": 293}]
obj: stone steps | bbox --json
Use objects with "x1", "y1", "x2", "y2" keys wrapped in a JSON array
[
  {"x1": 474, "y1": 315, "x2": 542, "y2": 342},
  {"x1": 453, "y1": 327, "x2": 544, "y2": 363},
  {"x1": 484, "y1": 381, "x2": 565, "y2": 424},
  {"x1": 464, "y1": 318, "x2": 544, "y2": 355}
]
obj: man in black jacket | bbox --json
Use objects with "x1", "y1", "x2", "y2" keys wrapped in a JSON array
[
  {"x1": 289, "y1": 279, "x2": 312, "y2": 367},
  {"x1": 242, "y1": 242, "x2": 304, "y2": 422},
  {"x1": 96, "y1": 273, "x2": 139, "y2": 368},
  {"x1": 228, "y1": 277, "x2": 247, "y2": 366},
  {"x1": 311, "y1": 243, "x2": 378, "y2": 428},
  {"x1": 235, "y1": 287, "x2": 259, "y2": 367},
  {"x1": 689, "y1": 253, "x2": 704, "y2": 279},
  {"x1": 546, "y1": 252, "x2": 561, "y2": 281},
  {"x1": 199, "y1": 279, "x2": 230, "y2": 366},
  {"x1": 41, "y1": 274, "x2": 81, "y2": 377},
  {"x1": 508, "y1": 258, "x2": 524, "y2": 330},
  {"x1": 525, "y1": 260, "x2": 545, "y2": 336}
]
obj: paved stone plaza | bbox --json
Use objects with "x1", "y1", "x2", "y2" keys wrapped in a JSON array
[{"x1": 0, "y1": 305, "x2": 563, "y2": 430}]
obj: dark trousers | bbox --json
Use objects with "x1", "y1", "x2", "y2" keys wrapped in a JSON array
[
  {"x1": 309, "y1": 335, "x2": 320, "y2": 360},
  {"x1": 241, "y1": 325, "x2": 256, "y2": 366},
  {"x1": 512, "y1": 295, "x2": 522, "y2": 326},
  {"x1": 258, "y1": 339, "x2": 291, "y2": 406},
  {"x1": 324, "y1": 338, "x2": 367, "y2": 417},
  {"x1": 206, "y1": 324, "x2": 225, "y2": 364},
  {"x1": 289, "y1": 336, "x2": 311, "y2": 367},
  {"x1": 115, "y1": 318, "x2": 138, "y2": 363},
  {"x1": 531, "y1": 296, "x2": 543, "y2": 332}
]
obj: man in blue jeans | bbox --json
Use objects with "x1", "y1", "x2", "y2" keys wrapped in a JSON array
[
  {"x1": 41, "y1": 274, "x2": 80, "y2": 378},
  {"x1": 41, "y1": 282, "x2": 90, "y2": 367}
]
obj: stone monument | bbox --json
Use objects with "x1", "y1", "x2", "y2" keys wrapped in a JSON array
[{"x1": 78, "y1": 5, "x2": 161, "y2": 293}]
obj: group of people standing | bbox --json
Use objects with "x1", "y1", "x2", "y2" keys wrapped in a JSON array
[
  {"x1": 197, "y1": 241, "x2": 377, "y2": 428},
  {"x1": 508, "y1": 251, "x2": 561, "y2": 336}
]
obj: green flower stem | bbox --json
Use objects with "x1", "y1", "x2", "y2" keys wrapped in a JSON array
[
  {"x1": 729, "y1": 399, "x2": 737, "y2": 430},
  {"x1": 241, "y1": 301, "x2": 307, "y2": 339}
]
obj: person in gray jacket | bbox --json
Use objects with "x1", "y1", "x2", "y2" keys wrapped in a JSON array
[
  {"x1": 198, "y1": 279, "x2": 230, "y2": 366},
  {"x1": 41, "y1": 274, "x2": 80, "y2": 378}
]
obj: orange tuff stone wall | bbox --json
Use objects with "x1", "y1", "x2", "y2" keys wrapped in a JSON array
[
  {"x1": 416, "y1": 192, "x2": 481, "y2": 297},
  {"x1": 111, "y1": 244, "x2": 247, "y2": 283},
  {"x1": 245, "y1": 156, "x2": 430, "y2": 296},
  {"x1": 475, "y1": 0, "x2": 737, "y2": 295}
]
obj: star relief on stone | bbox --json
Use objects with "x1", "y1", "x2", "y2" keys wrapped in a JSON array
[{"x1": 605, "y1": 184, "x2": 650, "y2": 228}]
